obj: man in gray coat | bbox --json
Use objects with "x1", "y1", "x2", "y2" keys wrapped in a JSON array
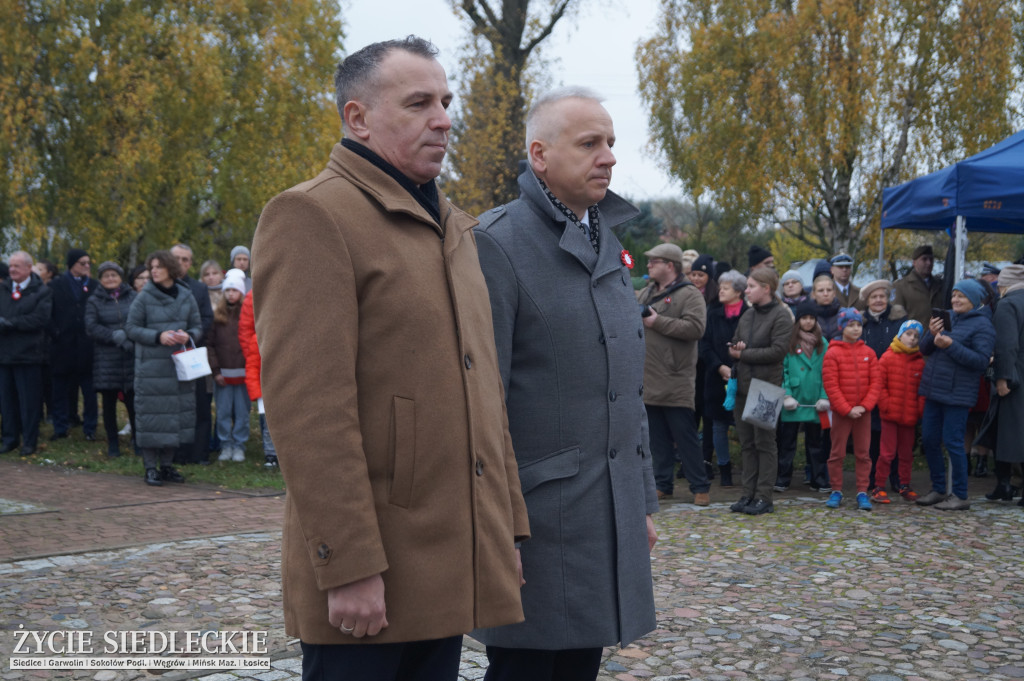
[{"x1": 472, "y1": 87, "x2": 658, "y2": 681}]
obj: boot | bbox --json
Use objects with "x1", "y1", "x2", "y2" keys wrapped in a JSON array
[
  {"x1": 107, "y1": 442, "x2": 121, "y2": 458},
  {"x1": 705, "y1": 461, "x2": 716, "y2": 480},
  {"x1": 145, "y1": 468, "x2": 163, "y2": 486},
  {"x1": 973, "y1": 453, "x2": 989, "y2": 478},
  {"x1": 986, "y1": 483, "x2": 1014, "y2": 500},
  {"x1": 160, "y1": 465, "x2": 185, "y2": 484},
  {"x1": 719, "y1": 462, "x2": 734, "y2": 487}
]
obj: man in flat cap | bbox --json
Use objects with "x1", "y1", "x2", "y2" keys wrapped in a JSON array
[
  {"x1": 893, "y1": 244, "x2": 944, "y2": 326},
  {"x1": 830, "y1": 253, "x2": 861, "y2": 308},
  {"x1": 638, "y1": 243, "x2": 709, "y2": 504}
]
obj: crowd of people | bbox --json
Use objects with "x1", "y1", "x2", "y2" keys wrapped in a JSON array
[
  {"x1": 639, "y1": 243, "x2": 1024, "y2": 516},
  {"x1": 0, "y1": 244, "x2": 277, "y2": 486}
]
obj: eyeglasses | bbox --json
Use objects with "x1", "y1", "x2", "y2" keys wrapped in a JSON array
[{"x1": 647, "y1": 259, "x2": 668, "y2": 266}]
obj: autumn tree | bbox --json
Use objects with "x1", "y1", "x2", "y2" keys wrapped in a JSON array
[
  {"x1": 1, "y1": 0, "x2": 342, "y2": 266},
  {"x1": 444, "y1": 0, "x2": 576, "y2": 216},
  {"x1": 636, "y1": 0, "x2": 1023, "y2": 267}
]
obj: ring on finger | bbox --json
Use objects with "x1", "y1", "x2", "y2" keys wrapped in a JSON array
[{"x1": 340, "y1": 624, "x2": 354, "y2": 634}]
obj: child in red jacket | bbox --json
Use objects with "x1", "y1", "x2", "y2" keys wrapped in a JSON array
[
  {"x1": 872, "y1": 320, "x2": 926, "y2": 503},
  {"x1": 822, "y1": 308, "x2": 881, "y2": 510}
]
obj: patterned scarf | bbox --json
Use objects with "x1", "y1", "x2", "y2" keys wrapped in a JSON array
[
  {"x1": 538, "y1": 178, "x2": 600, "y2": 253},
  {"x1": 798, "y1": 328, "x2": 819, "y2": 356}
]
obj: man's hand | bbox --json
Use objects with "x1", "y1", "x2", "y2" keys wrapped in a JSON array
[
  {"x1": 327, "y1": 573, "x2": 388, "y2": 639},
  {"x1": 642, "y1": 308, "x2": 658, "y2": 327},
  {"x1": 849, "y1": 406, "x2": 866, "y2": 419},
  {"x1": 997, "y1": 378, "x2": 1011, "y2": 397},
  {"x1": 516, "y1": 548, "x2": 525, "y2": 586},
  {"x1": 646, "y1": 515, "x2": 658, "y2": 552}
]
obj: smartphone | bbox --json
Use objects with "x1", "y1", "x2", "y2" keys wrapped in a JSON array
[{"x1": 931, "y1": 307, "x2": 952, "y2": 332}]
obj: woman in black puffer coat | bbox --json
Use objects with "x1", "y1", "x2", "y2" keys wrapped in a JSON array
[{"x1": 85, "y1": 262, "x2": 137, "y2": 457}]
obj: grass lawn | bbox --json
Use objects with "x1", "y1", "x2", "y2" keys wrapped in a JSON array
[{"x1": 23, "y1": 403, "x2": 284, "y2": 491}]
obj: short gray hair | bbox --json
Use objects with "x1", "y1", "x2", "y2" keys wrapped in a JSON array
[
  {"x1": 335, "y1": 36, "x2": 438, "y2": 128},
  {"x1": 718, "y1": 269, "x2": 747, "y2": 294},
  {"x1": 525, "y1": 86, "x2": 605, "y2": 150},
  {"x1": 8, "y1": 251, "x2": 33, "y2": 267}
]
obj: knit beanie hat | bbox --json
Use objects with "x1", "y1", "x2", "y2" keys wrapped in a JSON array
[
  {"x1": 66, "y1": 248, "x2": 89, "y2": 270},
  {"x1": 230, "y1": 245, "x2": 251, "y2": 267},
  {"x1": 897, "y1": 319, "x2": 923, "y2": 338},
  {"x1": 691, "y1": 254, "x2": 714, "y2": 275},
  {"x1": 952, "y1": 278, "x2": 987, "y2": 308},
  {"x1": 997, "y1": 264, "x2": 1024, "y2": 289},
  {"x1": 97, "y1": 261, "x2": 124, "y2": 279},
  {"x1": 222, "y1": 268, "x2": 247, "y2": 294},
  {"x1": 794, "y1": 298, "x2": 818, "y2": 321},
  {"x1": 780, "y1": 269, "x2": 803, "y2": 288},
  {"x1": 812, "y1": 259, "x2": 832, "y2": 282},
  {"x1": 836, "y1": 307, "x2": 864, "y2": 330},
  {"x1": 747, "y1": 244, "x2": 773, "y2": 269}
]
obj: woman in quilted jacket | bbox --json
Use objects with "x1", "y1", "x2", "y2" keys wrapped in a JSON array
[
  {"x1": 916, "y1": 279, "x2": 996, "y2": 511},
  {"x1": 822, "y1": 308, "x2": 881, "y2": 511},
  {"x1": 872, "y1": 320, "x2": 926, "y2": 503}
]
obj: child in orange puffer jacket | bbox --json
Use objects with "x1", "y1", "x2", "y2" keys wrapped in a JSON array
[
  {"x1": 822, "y1": 308, "x2": 882, "y2": 511},
  {"x1": 872, "y1": 320, "x2": 926, "y2": 503}
]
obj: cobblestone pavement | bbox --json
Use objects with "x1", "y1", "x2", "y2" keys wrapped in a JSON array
[{"x1": 2, "y1": 458, "x2": 1023, "y2": 681}]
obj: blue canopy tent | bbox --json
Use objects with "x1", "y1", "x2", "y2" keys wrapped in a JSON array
[{"x1": 880, "y1": 129, "x2": 1024, "y2": 280}]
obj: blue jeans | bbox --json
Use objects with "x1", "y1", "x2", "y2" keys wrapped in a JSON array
[
  {"x1": 921, "y1": 399, "x2": 969, "y2": 499},
  {"x1": 259, "y1": 413, "x2": 276, "y2": 457},
  {"x1": 712, "y1": 419, "x2": 732, "y2": 466},
  {"x1": 214, "y1": 383, "x2": 250, "y2": 447}
]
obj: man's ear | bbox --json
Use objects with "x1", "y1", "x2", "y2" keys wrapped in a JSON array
[
  {"x1": 344, "y1": 100, "x2": 371, "y2": 141},
  {"x1": 528, "y1": 139, "x2": 547, "y2": 175}
]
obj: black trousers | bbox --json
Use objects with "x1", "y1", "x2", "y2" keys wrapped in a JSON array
[
  {"x1": 99, "y1": 389, "x2": 135, "y2": 447},
  {"x1": 0, "y1": 364, "x2": 44, "y2": 451},
  {"x1": 483, "y1": 646, "x2": 603, "y2": 681},
  {"x1": 300, "y1": 636, "x2": 462, "y2": 681},
  {"x1": 647, "y1": 404, "x2": 708, "y2": 494},
  {"x1": 177, "y1": 381, "x2": 212, "y2": 463}
]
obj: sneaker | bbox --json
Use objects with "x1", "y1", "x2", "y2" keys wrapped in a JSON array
[
  {"x1": 825, "y1": 491, "x2": 843, "y2": 508},
  {"x1": 773, "y1": 484, "x2": 788, "y2": 493},
  {"x1": 869, "y1": 488, "x2": 890, "y2": 504},
  {"x1": 897, "y1": 485, "x2": 918, "y2": 501},
  {"x1": 218, "y1": 447, "x2": 233, "y2": 462},
  {"x1": 856, "y1": 492, "x2": 872, "y2": 511},
  {"x1": 934, "y1": 495, "x2": 971, "y2": 511},
  {"x1": 264, "y1": 454, "x2": 279, "y2": 469},
  {"x1": 232, "y1": 446, "x2": 246, "y2": 462}
]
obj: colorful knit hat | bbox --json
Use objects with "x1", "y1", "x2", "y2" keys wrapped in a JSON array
[
  {"x1": 897, "y1": 319, "x2": 923, "y2": 338},
  {"x1": 836, "y1": 307, "x2": 864, "y2": 330}
]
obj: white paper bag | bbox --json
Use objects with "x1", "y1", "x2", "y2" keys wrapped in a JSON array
[
  {"x1": 741, "y1": 378, "x2": 785, "y2": 431},
  {"x1": 172, "y1": 341, "x2": 212, "y2": 381}
]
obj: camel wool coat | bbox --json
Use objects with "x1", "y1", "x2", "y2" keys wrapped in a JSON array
[{"x1": 252, "y1": 143, "x2": 529, "y2": 645}]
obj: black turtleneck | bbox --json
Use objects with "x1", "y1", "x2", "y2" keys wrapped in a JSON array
[{"x1": 342, "y1": 139, "x2": 441, "y2": 223}]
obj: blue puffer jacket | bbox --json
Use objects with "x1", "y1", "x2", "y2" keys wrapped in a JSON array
[{"x1": 918, "y1": 306, "x2": 995, "y2": 407}]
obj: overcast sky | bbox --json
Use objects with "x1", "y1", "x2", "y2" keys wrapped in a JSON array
[{"x1": 341, "y1": 0, "x2": 679, "y2": 200}]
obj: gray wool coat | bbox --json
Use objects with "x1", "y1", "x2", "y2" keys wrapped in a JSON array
[
  {"x1": 991, "y1": 287, "x2": 1024, "y2": 463},
  {"x1": 125, "y1": 282, "x2": 201, "y2": 449},
  {"x1": 471, "y1": 169, "x2": 658, "y2": 650}
]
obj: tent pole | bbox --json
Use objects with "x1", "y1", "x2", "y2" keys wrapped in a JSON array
[
  {"x1": 955, "y1": 216, "x2": 967, "y2": 281},
  {"x1": 878, "y1": 229, "x2": 885, "y2": 279}
]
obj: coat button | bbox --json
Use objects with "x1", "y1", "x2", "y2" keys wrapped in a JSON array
[
  {"x1": 476, "y1": 460, "x2": 484, "y2": 476},
  {"x1": 317, "y1": 544, "x2": 331, "y2": 560},
  {"x1": 598, "y1": 334, "x2": 605, "y2": 344},
  {"x1": 638, "y1": 328, "x2": 643, "y2": 337},
  {"x1": 636, "y1": 444, "x2": 643, "y2": 456},
  {"x1": 464, "y1": 354, "x2": 472, "y2": 369},
  {"x1": 609, "y1": 391, "x2": 617, "y2": 402},
  {"x1": 639, "y1": 385, "x2": 644, "y2": 396},
  {"x1": 609, "y1": 449, "x2": 617, "y2": 459}
]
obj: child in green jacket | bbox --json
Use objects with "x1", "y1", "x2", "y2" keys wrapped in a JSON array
[{"x1": 777, "y1": 300, "x2": 831, "y2": 492}]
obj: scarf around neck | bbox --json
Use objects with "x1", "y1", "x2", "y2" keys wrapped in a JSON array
[{"x1": 889, "y1": 336, "x2": 920, "y2": 355}]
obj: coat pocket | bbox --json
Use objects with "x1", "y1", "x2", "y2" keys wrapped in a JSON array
[
  {"x1": 388, "y1": 396, "x2": 416, "y2": 508},
  {"x1": 517, "y1": 446, "x2": 580, "y2": 494}
]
